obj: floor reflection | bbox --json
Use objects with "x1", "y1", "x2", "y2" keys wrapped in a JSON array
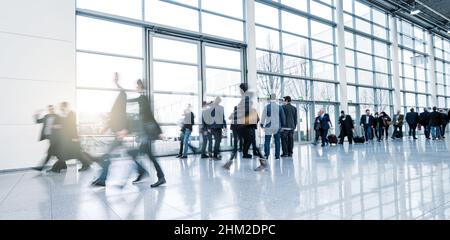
[{"x1": 1, "y1": 138, "x2": 450, "y2": 219}]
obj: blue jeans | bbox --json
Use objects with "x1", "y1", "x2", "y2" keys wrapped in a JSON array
[
  {"x1": 264, "y1": 131, "x2": 281, "y2": 158},
  {"x1": 363, "y1": 125, "x2": 373, "y2": 141},
  {"x1": 431, "y1": 126, "x2": 440, "y2": 139},
  {"x1": 182, "y1": 129, "x2": 192, "y2": 157}
]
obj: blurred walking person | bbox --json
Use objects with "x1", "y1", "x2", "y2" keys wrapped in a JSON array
[
  {"x1": 261, "y1": 94, "x2": 285, "y2": 160},
  {"x1": 281, "y1": 96, "x2": 297, "y2": 157}
]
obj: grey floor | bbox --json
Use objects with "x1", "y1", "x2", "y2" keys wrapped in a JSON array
[{"x1": 1, "y1": 137, "x2": 450, "y2": 220}]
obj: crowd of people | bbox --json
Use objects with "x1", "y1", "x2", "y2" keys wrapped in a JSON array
[
  {"x1": 34, "y1": 73, "x2": 449, "y2": 188},
  {"x1": 328, "y1": 107, "x2": 450, "y2": 146}
]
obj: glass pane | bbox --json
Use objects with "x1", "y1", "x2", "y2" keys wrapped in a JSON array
[
  {"x1": 282, "y1": 33, "x2": 309, "y2": 58},
  {"x1": 256, "y1": 26, "x2": 280, "y2": 51},
  {"x1": 145, "y1": 0, "x2": 199, "y2": 32},
  {"x1": 257, "y1": 74, "x2": 281, "y2": 98},
  {"x1": 255, "y1": 2, "x2": 279, "y2": 28},
  {"x1": 312, "y1": 61, "x2": 335, "y2": 81},
  {"x1": 153, "y1": 93, "x2": 199, "y2": 124},
  {"x1": 359, "y1": 87, "x2": 374, "y2": 104},
  {"x1": 205, "y1": 46, "x2": 241, "y2": 69},
  {"x1": 310, "y1": 21, "x2": 333, "y2": 43},
  {"x1": 283, "y1": 55, "x2": 310, "y2": 77},
  {"x1": 310, "y1": 1, "x2": 332, "y2": 21},
  {"x1": 281, "y1": 11, "x2": 308, "y2": 37},
  {"x1": 257, "y1": 51, "x2": 281, "y2": 73},
  {"x1": 205, "y1": 68, "x2": 241, "y2": 96},
  {"x1": 202, "y1": 0, "x2": 243, "y2": 19},
  {"x1": 284, "y1": 78, "x2": 311, "y2": 100},
  {"x1": 281, "y1": 0, "x2": 308, "y2": 12},
  {"x1": 311, "y1": 41, "x2": 334, "y2": 62},
  {"x1": 314, "y1": 82, "x2": 336, "y2": 101},
  {"x1": 202, "y1": 13, "x2": 244, "y2": 41},
  {"x1": 153, "y1": 37, "x2": 198, "y2": 64},
  {"x1": 77, "y1": 52, "x2": 142, "y2": 90},
  {"x1": 77, "y1": 16, "x2": 142, "y2": 57},
  {"x1": 153, "y1": 61, "x2": 198, "y2": 93},
  {"x1": 77, "y1": 0, "x2": 142, "y2": 19}
]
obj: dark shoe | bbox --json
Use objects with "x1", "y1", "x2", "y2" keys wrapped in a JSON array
[
  {"x1": 201, "y1": 154, "x2": 209, "y2": 158},
  {"x1": 78, "y1": 165, "x2": 90, "y2": 172},
  {"x1": 254, "y1": 158, "x2": 267, "y2": 171},
  {"x1": 180, "y1": 156, "x2": 188, "y2": 159},
  {"x1": 275, "y1": 157, "x2": 280, "y2": 160},
  {"x1": 176, "y1": 154, "x2": 183, "y2": 158},
  {"x1": 242, "y1": 154, "x2": 252, "y2": 159},
  {"x1": 212, "y1": 155, "x2": 222, "y2": 161},
  {"x1": 151, "y1": 178, "x2": 166, "y2": 188},
  {"x1": 281, "y1": 154, "x2": 288, "y2": 157},
  {"x1": 288, "y1": 154, "x2": 293, "y2": 157},
  {"x1": 91, "y1": 179, "x2": 105, "y2": 187},
  {"x1": 132, "y1": 173, "x2": 145, "y2": 184}
]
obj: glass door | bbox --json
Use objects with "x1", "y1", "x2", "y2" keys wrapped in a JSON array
[{"x1": 295, "y1": 101, "x2": 313, "y2": 143}]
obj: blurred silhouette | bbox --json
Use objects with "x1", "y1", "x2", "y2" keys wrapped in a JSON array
[
  {"x1": 33, "y1": 105, "x2": 62, "y2": 171},
  {"x1": 177, "y1": 104, "x2": 197, "y2": 159},
  {"x1": 126, "y1": 79, "x2": 166, "y2": 188},
  {"x1": 92, "y1": 73, "x2": 130, "y2": 187}
]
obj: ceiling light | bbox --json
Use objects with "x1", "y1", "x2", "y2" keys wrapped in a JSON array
[{"x1": 411, "y1": 9, "x2": 421, "y2": 15}]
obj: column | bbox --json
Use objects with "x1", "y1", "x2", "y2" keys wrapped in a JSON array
[
  {"x1": 336, "y1": 0, "x2": 348, "y2": 113},
  {"x1": 391, "y1": 15, "x2": 402, "y2": 111},
  {"x1": 245, "y1": 0, "x2": 257, "y2": 91},
  {"x1": 427, "y1": 32, "x2": 437, "y2": 107}
]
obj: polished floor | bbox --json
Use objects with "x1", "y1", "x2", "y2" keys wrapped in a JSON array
[{"x1": 1, "y1": 137, "x2": 450, "y2": 220}]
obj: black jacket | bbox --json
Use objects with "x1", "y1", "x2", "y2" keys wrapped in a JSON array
[
  {"x1": 339, "y1": 115, "x2": 354, "y2": 133},
  {"x1": 36, "y1": 114, "x2": 60, "y2": 141},
  {"x1": 374, "y1": 116, "x2": 384, "y2": 128},
  {"x1": 405, "y1": 112, "x2": 419, "y2": 125},
  {"x1": 441, "y1": 112, "x2": 448, "y2": 125},
  {"x1": 360, "y1": 115, "x2": 375, "y2": 126},
  {"x1": 127, "y1": 94, "x2": 162, "y2": 137},
  {"x1": 282, "y1": 103, "x2": 298, "y2": 129},
  {"x1": 419, "y1": 111, "x2": 430, "y2": 126},
  {"x1": 109, "y1": 90, "x2": 128, "y2": 132},
  {"x1": 430, "y1": 111, "x2": 441, "y2": 126}
]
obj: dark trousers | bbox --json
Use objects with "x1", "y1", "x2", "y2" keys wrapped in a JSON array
[
  {"x1": 210, "y1": 128, "x2": 222, "y2": 156},
  {"x1": 129, "y1": 139, "x2": 165, "y2": 179},
  {"x1": 384, "y1": 125, "x2": 390, "y2": 139},
  {"x1": 339, "y1": 130, "x2": 353, "y2": 144},
  {"x1": 376, "y1": 126, "x2": 383, "y2": 141},
  {"x1": 200, "y1": 131, "x2": 212, "y2": 155},
  {"x1": 319, "y1": 128, "x2": 328, "y2": 146},
  {"x1": 424, "y1": 125, "x2": 431, "y2": 138},
  {"x1": 240, "y1": 126, "x2": 263, "y2": 158},
  {"x1": 281, "y1": 130, "x2": 294, "y2": 155},
  {"x1": 441, "y1": 124, "x2": 447, "y2": 137},
  {"x1": 314, "y1": 129, "x2": 320, "y2": 144},
  {"x1": 229, "y1": 129, "x2": 240, "y2": 161},
  {"x1": 40, "y1": 136, "x2": 61, "y2": 168},
  {"x1": 408, "y1": 124, "x2": 417, "y2": 138},
  {"x1": 392, "y1": 125, "x2": 403, "y2": 138}
]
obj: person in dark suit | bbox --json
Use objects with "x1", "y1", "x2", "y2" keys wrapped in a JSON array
[
  {"x1": 430, "y1": 107, "x2": 442, "y2": 140},
  {"x1": 318, "y1": 108, "x2": 332, "y2": 147},
  {"x1": 281, "y1": 96, "x2": 297, "y2": 157},
  {"x1": 405, "y1": 108, "x2": 419, "y2": 140},
  {"x1": 374, "y1": 112, "x2": 385, "y2": 142},
  {"x1": 33, "y1": 105, "x2": 62, "y2": 171},
  {"x1": 419, "y1": 108, "x2": 431, "y2": 139},
  {"x1": 440, "y1": 109, "x2": 448, "y2": 139},
  {"x1": 391, "y1": 110, "x2": 404, "y2": 139},
  {"x1": 360, "y1": 109, "x2": 374, "y2": 143},
  {"x1": 380, "y1": 111, "x2": 391, "y2": 140},
  {"x1": 126, "y1": 79, "x2": 166, "y2": 188},
  {"x1": 200, "y1": 101, "x2": 212, "y2": 159},
  {"x1": 312, "y1": 113, "x2": 321, "y2": 145},
  {"x1": 338, "y1": 110, "x2": 354, "y2": 144},
  {"x1": 205, "y1": 97, "x2": 226, "y2": 160},
  {"x1": 50, "y1": 102, "x2": 93, "y2": 173}
]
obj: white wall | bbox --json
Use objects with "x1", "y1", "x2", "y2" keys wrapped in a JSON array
[{"x1": 0, "y1": 0, "x2": 76, "y2": 170}]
